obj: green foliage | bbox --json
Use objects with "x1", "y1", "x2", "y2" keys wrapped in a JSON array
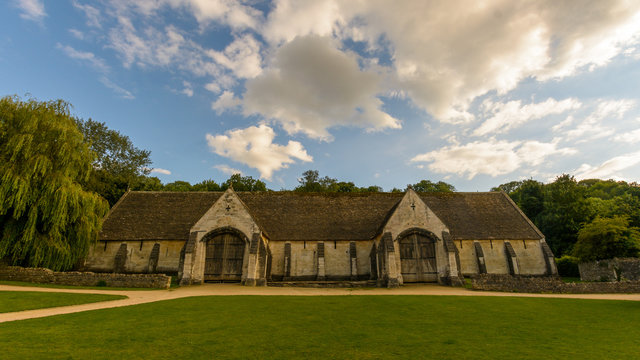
[
  {"x1": 76, "y1": 119, "x2": 152, "y2": 206},
  {"x1": 192, "y1": 179, "x2": 221, "y2": 192},
  {"x1": 536, "y1": 175, "x2": 591, "y2": 256},
  {"x1": 497, "y1": 176, "x2": 640, "y2": 259},
  {"x1": 2, "y1": 296, "x2": 640, "y2": 359},
  {"x1": 491, "y1": 180, "x2": 523, "y2": 194},
  {"x1": 295, "y1": 170, "x2": 337, "y2": 192},
  {"x1": 163, "y1": 180, "x2": 193, "y2": 192},
  {"x1": 555, "y1": 255, "x2": 580, "y2": 277},
  {"x1": 411, "y1": 180, "x2": 456, "y2": 192},
  {"x1": 572, "y1": 216, "x2": 640, "y2": 262},
  {"x1": 222, "y1": 173, "x2": 266, "y2": 191},
  {"x1": 76, "y1": 119, "x2": 151, "y2": 178},
  {"x1": 0, "y1": 96, "x2": 109, "y2": 270},
  {"x1": 130, "y1": 176, "x2": 164, "y2": 191},
  {"x1": 505, "y1": 179, "x2": 544, "y2": 221},
  {"x1": 0, "y1": 291, "x2": 125, "y2": 313},
  {"x1": 294, "y1": 170, "x2": 453, "y2": 193}
]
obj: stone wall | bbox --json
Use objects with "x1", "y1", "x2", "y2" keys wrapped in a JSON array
[
  {"x1": 0, "y1": 265, "x2": 171, "y2": 289},
  {"x1": 84, "y1": 240, "x2": 184, "y2": 274},
  {"x1": 579, "y1": 258, "x2": 640, "y2": 282},
  {"x1": 471, "y1": 274, "x2": 640, "y2": 293}
]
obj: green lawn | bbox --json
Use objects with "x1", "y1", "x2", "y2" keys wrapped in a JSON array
[
  {"x1": 1, "y1": 295, "x2": 638, "y2": 359},
  {"x1": 0, "y1": 291, "x2": 126, "y2": 313},
  {"x1": 0, "y1": 280, "x2": 166, "y2": 291}
]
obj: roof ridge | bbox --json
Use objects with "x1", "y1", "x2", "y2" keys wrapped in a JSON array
[{"x1": 499, "y1": 190, "x2": 545, "y2": 239}]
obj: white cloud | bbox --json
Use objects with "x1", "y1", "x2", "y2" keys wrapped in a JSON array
[
  {"x1": 205, "y1": 82, "x2": 221, "y2": 93},
  {"x1": 575, "y1": 150, "x2": 640, "y2": 180},
  {"x1": 263, "y1": 1, "x2": 343, "y2": 44},
  {"x1": 244, "y1": 35, "x2": 400, "y2": 140},
  {"x1": 150, "y1": 168, "x2": 172, "y2": 175},
  {"x1": 15, "y1": 0, "x2": 46, "y2": 22},
  {"x1": 411, "y1": 139, "x2": 575, "y2": 180},
  {"x1": 207, "y1": 34, "x2": 262, "y2": 79},
  {"x1": 69, "y1": 29, "x2": 84, "y2": 40},
  {"x1": 614, "y1": 127, "x2": 640, "y2": 143},
  {"x1": 214, "y1": 164, "x2": 242, "y2": 176},
  {"x1": 57, "y1": 44, "x2": 109, "y2": 72},
  {"x1": 56, "y1": 43, "x2": 135, "y2": 99},
  {"x1": 211, "y1": 91, "x2": 241, "y2": 114},
  {"x1": 262, "y1": 1, "x2": 640, "y2": 123},
  {"x1": 175, "y1": 0, "x2": 262, "y2": 30},
  {"x1": 565, "y1": 99, "x2": 635, "y2": 142},
  {"x1": 99, "y1": 76, "x2": 135, "y2": 100},
  {"x1": 474, "y1": 98, "x2": 581, "y2": 136},
  {"x1": 206, "y1": 124, "x2": 312, "y2": 180},
  {"x1": 181, "y1": 81, "x2": 194, "y2": 97},
  {"x1": 72, "y1": 1, "x2": 101, "y2": 28}
]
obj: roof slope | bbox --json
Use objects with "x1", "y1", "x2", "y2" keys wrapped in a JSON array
[
  {"x1": 237, "y1": 192, "x2": 403, "y2": 241},
  {"x1": 420, "y1": 192, "x2": 542, "y2": 240},
  {"x1": 100, "y1": 192, "x2": 223, "y2": 240},
  {"x1": 99, "y1": 191, "x2": 542, "y2": 241}
]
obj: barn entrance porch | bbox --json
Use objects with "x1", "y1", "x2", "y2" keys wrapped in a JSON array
[
  {"x1": 204, "y1": 233, "x2": 245, "y2": 282},
  {"x1": 399, "y1": 232, "x2": 437, "y2": 282}
]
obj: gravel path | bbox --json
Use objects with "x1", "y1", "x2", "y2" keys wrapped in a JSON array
[{"x1": 2, "y1": 283, "x2": 639, "y2": 324}]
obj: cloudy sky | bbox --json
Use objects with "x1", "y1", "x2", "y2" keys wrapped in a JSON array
[{"x1": 2, "y1": 1, "x2": 640, "y2": 191}]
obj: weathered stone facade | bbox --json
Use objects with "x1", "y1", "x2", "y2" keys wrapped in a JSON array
[
  {"x1": 85, "y1": 189, "x2": 556, "y2": 287},
  {"x1": 0, "y1": 265, "x2": 170, "y2": 288}
]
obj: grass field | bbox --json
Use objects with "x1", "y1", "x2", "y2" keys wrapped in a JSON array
[
  {"x1": 1, "y1": 295, "x2": 638, "y2": 359},
  {"x1": 0, "y1": 291, "x2": 126, "y2": 313},
  {"x1": 0, "y1": 280, "x2": 167, "y2": 290}
]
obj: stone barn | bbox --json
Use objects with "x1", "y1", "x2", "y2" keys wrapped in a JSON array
[{"x1": 84, "y1": 188, "x2": 557, "y2": 287}]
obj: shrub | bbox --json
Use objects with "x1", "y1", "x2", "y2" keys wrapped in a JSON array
[
  {"x1": 556, "y1": 255, "x2": 580, "y2": 277},
  {"x1": 96, "y1": 280, "x2": 107, "y2": 287}
]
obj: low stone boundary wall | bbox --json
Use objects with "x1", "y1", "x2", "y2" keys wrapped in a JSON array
[
  {"x1": 471, "y1": 274, "x2": 640, "y2": 294},
  {"x1": 0, "y1": 265, "x2": 171, "y2": 289},
  {"x1": 579, "y1": 258, "x2": 640, "y2": 282}
]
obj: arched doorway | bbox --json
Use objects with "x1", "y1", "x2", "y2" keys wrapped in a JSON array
[
  {"x1": 204, "y1": 232, "x2": 246, "y2": 282},
  {"x1": 398, "y1": 230, "x2": 437, "y2": 282}
]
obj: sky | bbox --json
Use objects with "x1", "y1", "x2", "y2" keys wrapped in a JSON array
[{"x1": 1, "y1": 0, "x2": 640, "y2": 191}]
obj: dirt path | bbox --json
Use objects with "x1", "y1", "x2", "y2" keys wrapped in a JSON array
[{"x1": 2, "y1": 283, "x2": 640, "y2": 324}]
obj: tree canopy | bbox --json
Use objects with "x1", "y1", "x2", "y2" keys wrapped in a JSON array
[
  {"x1": 77, "y1": 119, "x2": 152, "y2": 206},
  {"x1": 0, "y1": 96, "x2": 108, "y2": 270},
  {"x1": 294, "y1": 170, "x2": 452, "y2": 193},
  {"x1": 572, "y1": 216, "x2": 640, "y2": 262},
  {"x1": 497, "y1": 175, "x2": 640, "y2": 258}
]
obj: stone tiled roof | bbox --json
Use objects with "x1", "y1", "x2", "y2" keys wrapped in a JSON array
[
  {"x1": 100, "y1": 192, "x2": 223, "y2": 241},
  {"x1": 237, "y1": 192, "x2": 404, "y2": 241},
  {"x1": 420, "y1": 192, "x2": 542, "y2": 240},
  {"x1": 100, "y1": 191, "x2": 542, "y2": 241}
]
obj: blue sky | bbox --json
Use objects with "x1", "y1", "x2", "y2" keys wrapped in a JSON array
[{"x1": 2, "y1": 1, "x2": 640, "y2": 191}]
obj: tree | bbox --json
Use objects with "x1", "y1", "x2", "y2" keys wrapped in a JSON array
[
  {"x1": 222, "y1": 174, "x2": 267, "y2": 191},
  {"x1": 506, "y1": 179, "x2": 544, "y2": 221},
  {"x1": 491, "y1": 180, "x2": 524, "y2": 194},
  {"x1": 572, "y1": 216, "x2": 640, "y2": 262},
  {"x1": 0, "y1": 96, "x2": 109, "y2": 270},
  {"x1": 192, "y1": 179, "x2": 221, "y2": 192},
  {"x1": 131, "y1": 175, "x2": 164, "y2": 191},
  {"x1": 76, "y1": 119, "x2": 152, "y2": 206},
  {"x1": 536, "y1": 174, "x2": 591, "y2": 256},
  {"x1": 412, "y1": 180, "x2": 456, "y2": 192},
  {"x1": 295, "y1": 170, "x2": 337, "y2": 192},
  {"x1": 163, "y1": 181, "x2": 193, "y2": 192}
]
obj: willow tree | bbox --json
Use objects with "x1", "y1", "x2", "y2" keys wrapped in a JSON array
[{"x1": 0, "y1": 96, "x2": 109, "y2": 270}]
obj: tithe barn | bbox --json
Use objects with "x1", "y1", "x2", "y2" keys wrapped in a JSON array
[{"x1": 84, "y1": 188, "x2": 557, "y2": 287}]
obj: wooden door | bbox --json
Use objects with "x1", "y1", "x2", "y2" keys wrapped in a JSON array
[
  {"x1": 204, "y1": 233, "x2": 245, "y2": 282},
  {"x1": 399, "y1": 233, "x2": 437, "y2": 282}
]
